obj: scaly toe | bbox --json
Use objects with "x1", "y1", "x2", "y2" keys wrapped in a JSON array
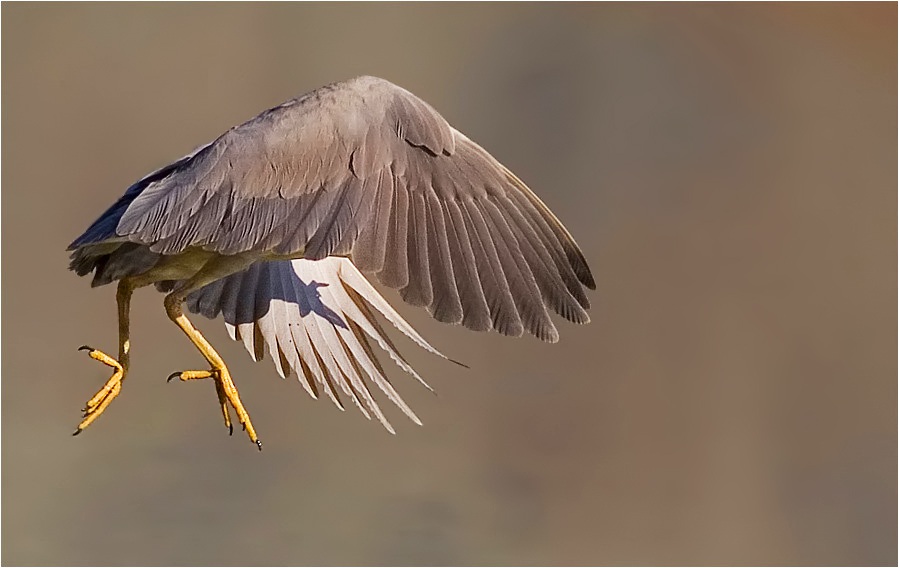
[{"x1": 82, "y1": 402, "x2": 100, "y2": 417}]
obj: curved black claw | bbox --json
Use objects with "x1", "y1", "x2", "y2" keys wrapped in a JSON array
[
  {"x1": 166, "y1": 372, "x2": 181, "y2": 383},
  {"x1": 72, "y1": 428, "x2": 83, "y2": 437},
  {"x1": 78, "y1": 345, "x2": 94, "y2": 352},
  {"x1": 256, "y1": 440, "x2": 263, "y2": 451},
  {"x1": 228, "y1": 424, "x2": 234, "y2": 436}
]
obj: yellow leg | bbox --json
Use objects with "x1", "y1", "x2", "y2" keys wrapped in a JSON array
[
  {"x1": 74, "y1": 280, "x2": 133, "y2": 435},
  {"x1": 166, "y1": 370, "x2": 233, "y2": 435},
  {"x1": 164, "y1": 294, "x2": 262, "y2": 450}
]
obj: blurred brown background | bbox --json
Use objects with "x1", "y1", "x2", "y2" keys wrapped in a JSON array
[{"x1": 2, "y1": 3, "x2": 895, "y2": 566}]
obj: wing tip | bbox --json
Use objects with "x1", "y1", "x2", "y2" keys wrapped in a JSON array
[{"x1": 448, "y1": 356, "x2": 470, "y2": 369}]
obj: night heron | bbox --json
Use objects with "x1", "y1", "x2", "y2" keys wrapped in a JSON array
[{"x1": 69, "y1": 76, "x2": 595, "y2": 450}]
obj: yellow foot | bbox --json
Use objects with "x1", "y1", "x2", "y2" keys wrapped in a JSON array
[
  {"x1": 73, "y1": 345, "x2": 124, "y2": 435},
  {"x1": 167, "y1": 368, "x2": 262, "y2": 451}
]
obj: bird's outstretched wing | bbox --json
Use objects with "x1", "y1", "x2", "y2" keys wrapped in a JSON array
[
  {"x1": 186, "y1": 257, "x2": 448, "y2": 432},
  {"x1": 91, "y1": 76, "x2": 594, "y2": 341}
]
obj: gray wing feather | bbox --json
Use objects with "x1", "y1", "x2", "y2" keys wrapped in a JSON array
[
  {"x1": 443, "y1": 199, "x2": 492, "y2": 332},
  {"x1": 424, "y1": 191, "x2": 463, "y2": 324},
  {"x1": 106, "y1": 76, "x2": 593, "y2": 341},
  {"x1": 400, "y1": 189, "x2": 433, "y2": 307},
  {"x1": 186, "y1": 257, "x2": 447, "y2": 430},
  {"x1": 481, "y1": 198, "x2": 558, "y2": 342},
  {"x1": 459, "y1": 199, "x2": 523, "y2": 337},
  {"x1": 351, "y1": 169, "x2": 393, "y2": 273},
  {"x1": 379, "y1": 181, "x2": 410, "y2": 289}
]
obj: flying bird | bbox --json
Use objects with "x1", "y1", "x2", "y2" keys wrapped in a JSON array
[{"x1": 68, "y1": 76, "x2": 595, "y2": 450}]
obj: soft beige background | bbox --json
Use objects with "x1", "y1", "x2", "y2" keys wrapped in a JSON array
[{"x1": 3, "y1": 3, "x2": 895, "y2": 566}]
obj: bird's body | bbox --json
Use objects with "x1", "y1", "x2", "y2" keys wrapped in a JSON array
[{"x1": 69, "y1": 76, "x2": 594, "y2": 448}]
